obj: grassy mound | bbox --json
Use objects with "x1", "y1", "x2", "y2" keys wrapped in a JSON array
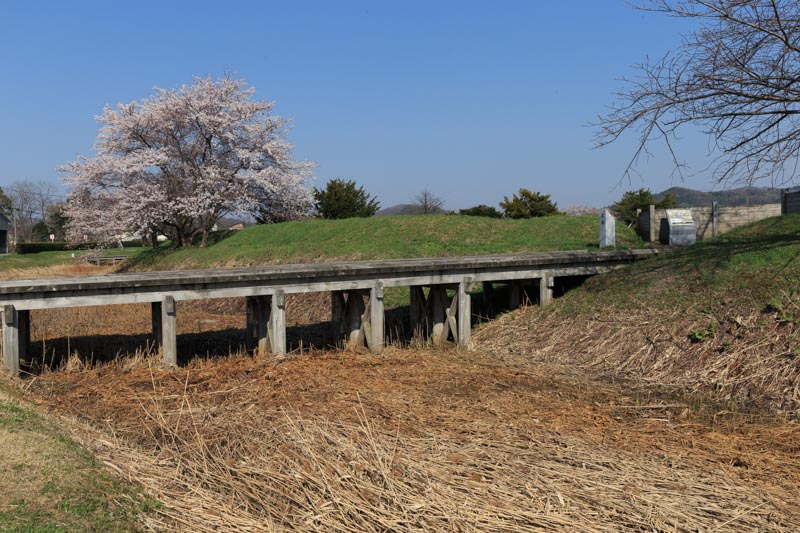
[
  {"x1": 475, "y1": 214, "x2": 800, "y2": 412},
  {"x1": 125, "y1": 214, "x2": 642, "y2": 271}
]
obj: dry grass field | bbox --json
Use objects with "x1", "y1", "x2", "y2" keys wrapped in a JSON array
[
  {"x1": 4, "y1": 215, "x2": 800, "y2": 530},
  {"x1": 2, "y1": 293, "x2": 795, "y2": 531}
]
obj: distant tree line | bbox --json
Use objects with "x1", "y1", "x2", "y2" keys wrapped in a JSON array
[{"x1": 0, "y1": 181, "x2": 68, "y2": 246}]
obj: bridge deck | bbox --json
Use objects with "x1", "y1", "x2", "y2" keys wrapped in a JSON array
[{"x1": 0, "y1": 249, "x2": 656, "y2": 374}]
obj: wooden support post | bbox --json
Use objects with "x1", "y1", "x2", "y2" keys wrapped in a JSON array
[
  {"x1": 246, "y1": 296, "x2": 258, "y2": 351},
  {"x1": 330, "y1": 291, "x2": 347, "y2": 345},
  {"x1": 509, "y1": 281, "x2": 521, "y2": 310},
  {"x1": 18, "y1": 309, "x2": 30, "y2": 365},
  {"x1": 2, "y1": 305, "x2": 19, "y2": 375},
  {"x1": 269, "y1": 290, "x2": 286, "y2": 356},
  {"x1": 369, "y1": 282, "x2": 384, "y2": 354},
  {"x1": 256, "y1": 296, "x2": 270, "y2": 356},
  {"x1": 246, "y1": 295, "x2": 271, "y2": 356},
  {"x1": 457, "y1": 278, "x2": 472, "y2": 349},
  {"x1": 151, "y1": 301, "x2": 162, "y2": 347},
  {"x1": 431, "y1": 286, "x2": 449, "y2": 347},
  {"x1": 161, "y1": 295, "x2": 177, "y2": 366},
  {"x1": 409, "y1": 286, "x2": 429, "y2": 339},
  {"x1": 444, "y1": 289, "x2": 459, "y2": 346},
  {"x1": 482, "y1": 281, "x2": 494, "y2": 316},
  {"x1": 539, "y1": 275, "x2": 554, "y2": 306},
  {"x1": 345, "y1": 290, "x2": 366, "y2": 349}
]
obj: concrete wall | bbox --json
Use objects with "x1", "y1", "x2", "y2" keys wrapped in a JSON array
[
  {"x1": 782, "y1": 189, "x2": 800, "y2": 214},
  {"x1": 637, "y1": 203, "x2": 781, "y2": 242}
]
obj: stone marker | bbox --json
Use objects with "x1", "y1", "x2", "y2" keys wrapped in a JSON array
[{"x1": 599, "y1": 209, "x2": 615, "y2": 249}]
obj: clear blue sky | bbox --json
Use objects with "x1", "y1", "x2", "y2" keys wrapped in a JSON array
[{"x1": 1, "y1": 0, "x2": 719, "y2": 210}]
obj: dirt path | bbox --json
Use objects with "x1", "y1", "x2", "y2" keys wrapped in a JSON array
[{"x1": 24, "y1": 348, "x2": 800, "y2": 531}]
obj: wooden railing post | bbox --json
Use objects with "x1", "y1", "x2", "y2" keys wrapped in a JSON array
[
  {"x1": 2, "y1": 305, "x2": 19, "y2": 375},
  {"x1": 457, "y1": 278, "x2": 472, "y2": 349},
  {"x1": 539, "y1": 275, "x2": 554, "y2": 306},
  {"x1": 161, "y1": 295, "x2": 177, "y2": 366},
  {"x1": 369, "y1": 281, "x2": 385, "y2": 354},
  {"x1": 269, "y1": 290, "x2": 286, "y2": 356}
]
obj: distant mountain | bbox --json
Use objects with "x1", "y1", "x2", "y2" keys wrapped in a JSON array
[
  {"x1": 654, "y1": 186, "x2": 782, "y2": 207},
  {"x1": 375, "y1": 204, "x2": 448, "y2": 216}
]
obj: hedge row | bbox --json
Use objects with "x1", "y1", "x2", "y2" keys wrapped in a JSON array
[{"x1": 15, "y1": 240, "x2": 145, "y2": 254}]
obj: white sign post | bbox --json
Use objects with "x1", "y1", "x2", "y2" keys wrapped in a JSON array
[{"x1": 599, "y1": 209, "x2": 615, "y2": 249}]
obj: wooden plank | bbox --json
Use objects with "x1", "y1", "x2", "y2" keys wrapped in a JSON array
[
  {"x1": 0, "y1": 258, "x2": 652, "y2": 311},
  {"x1": 0, "y1": 250, "x2": 657, "y2": 298},
  {"x1": 161, "y1": 295, "x2": 177, "y2": 366},
  {"x1": 2, "y1": 305, "x2": 19, "y2": 375}
]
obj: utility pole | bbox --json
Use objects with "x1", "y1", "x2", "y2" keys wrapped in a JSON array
[{"x1": 11, "y1": 207, "x2": 16, "y2": 252}]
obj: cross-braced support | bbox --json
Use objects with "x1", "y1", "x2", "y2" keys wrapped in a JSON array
[
  {"x1": 246, "y1": 295, "x2": 272, "y2": 356},
  {"x1": 330, "y1": 283, "x2": 384, "y2": 354},
  {"x1": 410, "y1": 277, "x2": 472, "y2": 349}
]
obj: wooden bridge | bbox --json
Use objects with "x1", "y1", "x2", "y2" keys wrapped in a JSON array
[{"x1": 0, "y1": 249, "x2": 655, "y2": 375}]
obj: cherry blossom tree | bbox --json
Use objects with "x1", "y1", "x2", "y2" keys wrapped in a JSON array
[{"x1": 62, "y1": 75, "x2": 313, "y2": 247}]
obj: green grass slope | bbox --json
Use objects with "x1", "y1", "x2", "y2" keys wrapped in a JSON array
[
  {"x1": 126, "y1": 214, "x2": 642, "y2": 271},
  {"x1": 476, "y1": 214, "x2": 800, "y2": 412}
]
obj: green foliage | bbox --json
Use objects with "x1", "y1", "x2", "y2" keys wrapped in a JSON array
[
  {"x1": 46, "y1": 203, "x2": 69, "y2": 240},
  {"x1": 0, "y1": 399, "x2": 153, "y2": 531},
  {"x1": 611, "y1": 188, "x2": 678, "y2": 225},
  {"x1": 459, "y1": 204, "x2": 502, "y2": 218},
  {"x1": 0, "y1": 187, "x2": 11, "y2": 216},
  {"x1": 499, "y1": 189, "x2": 559, "y2": 219},
  {"x1": 314, "y1": 178, "x2": 380, "y2": 219},
  {"x1": 688, "y1": 323, "x2": 716, "y2": 343}
]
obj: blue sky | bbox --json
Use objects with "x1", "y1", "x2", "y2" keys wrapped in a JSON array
[{"x1": 1, "y1": 0, "x2": 719, "y2": 210}]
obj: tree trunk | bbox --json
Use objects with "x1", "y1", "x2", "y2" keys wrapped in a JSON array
[{"x1": 200, "y1": 229, "x2": 209, "y2": 248}]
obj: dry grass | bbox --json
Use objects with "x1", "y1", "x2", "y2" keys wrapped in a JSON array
[
  {"x1": 474, "y1": 298, "x2": 800, "y2": 413},
  {"x1": 25, "y1": 350, "x2": 800, "y2": 531}
]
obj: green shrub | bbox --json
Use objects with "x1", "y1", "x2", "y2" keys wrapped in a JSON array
[{"x1": 17, "y1": 242, "x2": 69, "y2": 254}]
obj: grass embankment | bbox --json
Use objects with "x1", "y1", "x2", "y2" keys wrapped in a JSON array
[
  {"x1": 0, "y1": 247, "x2": 147, "y2": 278},
  {"x1": 0, "y1": 388, "x2": 153, "y2": 530},
  {"x1": 476, "y1": 214, "x2": 800, "y2": 412},
  {"x1": 126, "y1": 214, "x2": 642, "y2": 271}
]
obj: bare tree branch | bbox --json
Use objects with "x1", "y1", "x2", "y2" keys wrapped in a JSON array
[{"x1": 599, "y1": 1, "x2": 800, "y2": 186}]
